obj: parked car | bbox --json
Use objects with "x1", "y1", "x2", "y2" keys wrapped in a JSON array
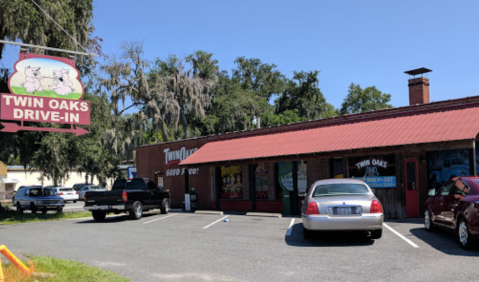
[
  {"x1": 301, "y1": 179, "x2": 384, "y2": 240},
  {"x1": 84, "y1": 178, "x2": 170, "y2": 221},
  {"x1": 72, "y1": 183, "x2": 88, "y2": 192},
  {"x1": 50, "y1": 187, "x2": 79, "y2": 203},
  {"x1": 78, "y1": 185, "x2": 107, "y2": 200},
  {"x1": 14, "y1": 186, "x2": 64, "y2": 214},
  {"x1": 424, "y1": 176, "x2": 479, "y2": 249}
]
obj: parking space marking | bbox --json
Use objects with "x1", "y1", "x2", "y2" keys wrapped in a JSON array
[
  {"x1": 203, "y1": 215, "x2": 229, "y2": 229},
  {"x1": 383, "y1": 223, "x2": 419, "y2": 248},
  {"x1": 286, "y1": 218, "x2": 295, "y2": 236},
  {"x1": 143, "y1": 213, "x2": 178, "y2": 224}
]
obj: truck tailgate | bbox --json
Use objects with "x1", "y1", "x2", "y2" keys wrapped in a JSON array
[{"x1": 84, "y1": 190, "x2": 123, "y2": 206}]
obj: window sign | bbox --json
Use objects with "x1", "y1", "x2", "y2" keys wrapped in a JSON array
[
  {"x1": 277, "y1": 161, "x2": 307, "y2": 192},
  {"x1": 255, "y1": 163, "x2": 268, "y2": 199},
  {"x1": 348, "y1": 155, "x2": 396, "y2": 188},
  {"x1": 221, "y1": 165, "x2": 242, "y2": 199}
]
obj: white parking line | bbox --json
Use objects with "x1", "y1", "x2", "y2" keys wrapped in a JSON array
[
  {"x1": 383, "y1": 223, "x2": 419, "y2": 248},
  {"x1": 286, "y1": 218, "x2": 295, "y2": 236},
  {"x1": 143, "y1": 214, "x2": 178, "y2": 224},
  {"x1": 203, "y1": 215, "x2": 229, "y2": 229}
]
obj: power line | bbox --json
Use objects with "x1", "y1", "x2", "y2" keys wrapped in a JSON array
[{"x1": 30, "y1": 0, "x2": 93, "y2": 56}]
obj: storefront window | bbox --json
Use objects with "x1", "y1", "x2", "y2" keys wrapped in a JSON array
[
  {"x1": 332, "y1": 158, "x2": 344, "y2": 178},
  {"x1": 255, "y1": 163, "x2": 268, "y2": 199},
  {"x1": 348, "y1": 155, "x2": 396, "y2": 188},
  {"x1": 427, "y1": 149, "x2": 472, "y2": 191},
  {"x1": 220, "y1": 165, "x2": 243, "y2": 199}
]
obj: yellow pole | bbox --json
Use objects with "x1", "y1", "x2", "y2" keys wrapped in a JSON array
[
  {"x1": 0, "y1": 257, "x2": 4, "y2": 282},
  {"x1": 0, "y1": 245, "x2": 31, "y2": 274}
]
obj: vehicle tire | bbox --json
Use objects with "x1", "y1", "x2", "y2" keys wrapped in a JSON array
[
  {"x1": 16, "y1": 202, "x2": 23, "y2": 214},
  {"x1": 371, "y1": 229, "x2": 382, "y2": 239},
  {"x1": 303, "y1": 227, "x2": 313, "y2": 239},
  {"x1": 42, "y1": 208, "x2": 47, "y2": 214},
  {"x1": 92, "y1": 211, "x2": 106, "y2": 222},
  {"x1": 129, "y1": 201, "x2": 143, "y2": 220},
  {"x1": 30, "y1": 203, "x2": 37, "y2": 214},
  {"x1": 458, "y1": 218, "x2": 473, "y2": 249},
  {"x1": 73, "y1": 200, "x2": 77, "y2": 203},
  {"x1": 57, "y1": 207, "x2": 63, "y2": 213},
  {"x1": 424, "y1": 209, "x2": 436, "y2": 232},
  {"x1": 160, "y1": 198, "x2": 170, "y2": 214}
]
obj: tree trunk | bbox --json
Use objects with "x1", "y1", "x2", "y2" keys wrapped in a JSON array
[{"x1": 180, "y1": 108, "x2": 188, "y2": 139}]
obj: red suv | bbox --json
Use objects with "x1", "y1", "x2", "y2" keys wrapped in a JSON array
[{"x1": 424, "y1": 176, "x2": 479, "y2": 249}]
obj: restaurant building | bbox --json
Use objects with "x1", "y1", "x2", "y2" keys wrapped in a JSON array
[{"x1": 136, "y1": 69, "x2": 479, "y2": 219}]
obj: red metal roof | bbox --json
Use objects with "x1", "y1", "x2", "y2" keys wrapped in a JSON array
[{"x1": 180, "y1": 107, "x2": 479, "y2": 165}]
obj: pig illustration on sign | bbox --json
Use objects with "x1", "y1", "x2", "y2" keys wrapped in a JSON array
[
  {"x1": 23, "y1": 66, "x2": 43, "y2": 93},
  {"x1": 49, "y1": 69, "x2": 74, "y2": 95}
]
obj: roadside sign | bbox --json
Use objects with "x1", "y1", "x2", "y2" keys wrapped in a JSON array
[{"x1": 0, "y1": 52, "x2": 90, "y2": 135}]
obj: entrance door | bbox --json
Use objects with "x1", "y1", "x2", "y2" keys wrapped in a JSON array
[{"x1": 405, "y1": 159, "x2": 419, "y2": 217}]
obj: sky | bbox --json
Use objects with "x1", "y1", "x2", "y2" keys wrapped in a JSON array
[{"x1": 1, "y1": 0, "x2": 479, "y2": 110}]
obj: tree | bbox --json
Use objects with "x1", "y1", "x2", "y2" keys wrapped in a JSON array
[
  {"x1": 232, "y1": 57, "x2": 285, "y2": 101},
  {"x1": 0, "y1": 0, "x2": 93, "y2": 59},
  {"x1": 276, "y1": 71, "x2": 337, "y2": 120},
  {"x1": 150, "y1": 51, "x2": 219, "y2": 139},
  {"x1": 339, "y1": 83, "x2": 393, "y2": 115}
]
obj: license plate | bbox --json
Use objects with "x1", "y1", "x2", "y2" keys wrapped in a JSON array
[
  {"x1": 337, "y1": 207, "x2": 352, "y2": 215},
  {"x1": 94, "y1": 205, "x2": 109, "y2": 210}
]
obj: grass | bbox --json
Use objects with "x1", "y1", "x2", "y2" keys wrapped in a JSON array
[
  {"x1": 0, "y1": 211, "x2": 92, "y2": 225},
  {"x1": 11, "y1": 86, "x2": 81, "y2": 100},
  {"x1": 2, "y1": 256, "x2": 130, "y2": 282}
]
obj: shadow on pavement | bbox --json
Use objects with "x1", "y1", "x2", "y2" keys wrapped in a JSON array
[
  {"x1": 410, "y1": 227, "x2": 479, "y2": 255},
  {"x1": 75, "y1": 212, "x2": 161, "y2": 224},
  {"x1": 285, "y1": 223, "x2": 375, "y2": 247}
]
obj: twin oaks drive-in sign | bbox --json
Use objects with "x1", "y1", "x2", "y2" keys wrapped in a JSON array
[{"x1": 0, "y1": 52, "x2": 90, "y2": 136}]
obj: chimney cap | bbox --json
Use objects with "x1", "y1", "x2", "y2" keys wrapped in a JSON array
[{"x1": 404, "y1": 67, "x2": 432, "y2": 76}]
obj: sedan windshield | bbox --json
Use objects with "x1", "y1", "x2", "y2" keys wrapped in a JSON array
[{"x1": 312, "y1": 184, "x2": 371, "y2": 197}]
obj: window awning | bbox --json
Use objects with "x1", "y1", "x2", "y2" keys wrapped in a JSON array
[
  {"x1": 1, "y1": 178, "x2": 20, "y2": 184},
  {"x1": 180, "y1": 107, "x2": 479, "y2": 166}
]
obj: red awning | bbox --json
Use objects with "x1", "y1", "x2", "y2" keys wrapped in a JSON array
[{"x1": 180, "y1": 107, "x2": 479, "y2": 165}]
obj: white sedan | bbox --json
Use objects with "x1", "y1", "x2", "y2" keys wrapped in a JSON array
[{"x1": 51, "y1": 187, "x2": 79, "y2": 203}]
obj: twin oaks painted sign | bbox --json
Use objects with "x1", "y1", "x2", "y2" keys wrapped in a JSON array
[{"x1": 0, "y1": 53, "x2": 90, "y2": 136}]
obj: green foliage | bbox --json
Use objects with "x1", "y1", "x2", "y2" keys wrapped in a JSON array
[
  {"x1": 339, "y1": 83, "x2": 393, "y2": 115},
  {"x1": 0, "y1": 0, "x2": 93, "y2": 59},
  {"x1": 276, "y1": 70, "x2": 337, "y2": 120},
  {"x1": 232, "y1": 57, "x2": 285, "y2": 101}
]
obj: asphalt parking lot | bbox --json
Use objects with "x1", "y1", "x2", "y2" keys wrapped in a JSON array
[{"x1": 1, "y1": 211, "x2": 479, "y2": 282}]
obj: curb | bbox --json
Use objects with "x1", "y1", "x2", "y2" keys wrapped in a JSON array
[
  {"x1": 246, "y1": 212, "x2": 282, "y2": 218},
  {"x1": 194, "y1": 210, "x2": 224, "y2": 215}
]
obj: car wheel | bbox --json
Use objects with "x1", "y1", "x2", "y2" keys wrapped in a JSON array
[
  {"x1": 424, "y1": 209, "x2": 436, "y2": 232},
  {"x1": 303, "y1": 227, "x2": 313, "y2": 239},
  {"x1": 73, "y1": 200, "x2": 77, "y2": 203},
  {"x1": 30, "y1": 203, "x2": 37, "y2": 214},
  {"x1": 371, "y1": 229, "x2": 382, "y2": 239},
  {"x1": 129, "y1": 201, "x2": 143, "y2": 220},
  {"x1": 160, "y1": 198, "x2": 170, "y2": 214},
  {"x1": 92, "y1": 211, "x2": 107, "y2": 222},
  {"x1": 458, "y1": 218, "x2": 473, "y2": 249},
  {"x1": 57, "y1": 207, "x2": 63, "y2": 213},
  {"x1": 16, "y1": 202, "x2": 23, "y2": 214},
  {"x1": 42, "y1": 208, "x2": 47, "y2": 214}
]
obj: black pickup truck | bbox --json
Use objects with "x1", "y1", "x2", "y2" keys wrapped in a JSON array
[{"x1": 84, "y1": 178, "x2": 170, "y2": 221}]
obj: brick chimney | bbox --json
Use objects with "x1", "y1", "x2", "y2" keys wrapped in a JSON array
[{"x1": 404, "y1": 68, "x2": 432, "y2": 105}]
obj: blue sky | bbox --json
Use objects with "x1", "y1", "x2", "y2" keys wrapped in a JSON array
[{"x1": 2, "y1": 0, "x2": 479, "y2": 109}]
